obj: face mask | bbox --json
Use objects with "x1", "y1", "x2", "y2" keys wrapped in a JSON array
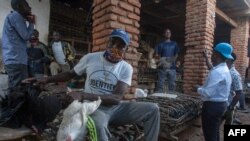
[{"x1": 104, "y1": 48, "x2": 124, "y2": 63}]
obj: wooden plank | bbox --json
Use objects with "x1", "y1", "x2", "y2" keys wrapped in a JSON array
[{"x1": 216, "y1": 7, "x2": 238, "y2": 28}]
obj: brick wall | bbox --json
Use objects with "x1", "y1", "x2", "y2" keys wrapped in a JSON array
[
  {"x1": 230, "y1": 17, "x2": 249, "y2": 79},
  {"x1": 183, "y1": 0, "x2": 216, "y2": 95},
  {"x1": 92, "y1": 0, "x2": 141, "y2": 94}
]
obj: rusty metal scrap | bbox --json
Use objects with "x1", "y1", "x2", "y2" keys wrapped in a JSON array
[{"x1": 136, "y1": 93, "x2": 202, "y2": 133}]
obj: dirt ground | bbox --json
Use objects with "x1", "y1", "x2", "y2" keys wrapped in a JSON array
[{"x1": 159, "y1": 100, "x2": 250, "y2": 141}]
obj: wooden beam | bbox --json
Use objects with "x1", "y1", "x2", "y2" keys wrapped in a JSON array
[
  {"x1": 228, "y1": 9, "x2": 250, "y2": 17},
  {"x1": 141, "y1": 14, "x2": 182, "y2": 24},
  {"x1": 216, "y1": 7, "x2": 238, "y2": 28},
  {"x1": 244, "y1": 0, "x2": 250, "y2": 9}
]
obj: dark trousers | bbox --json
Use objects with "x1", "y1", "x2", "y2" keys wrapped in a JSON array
[
  {"x1": 201, "y1": 101, "x2": 227, "y2": 141},
  {"x1": 4, "y1": 64, "x2": 28, "y2": 91}
]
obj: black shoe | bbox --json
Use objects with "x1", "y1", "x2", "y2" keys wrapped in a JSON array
[{"x1": 236, "y1": 107, "x2": 249, "y2": 113}]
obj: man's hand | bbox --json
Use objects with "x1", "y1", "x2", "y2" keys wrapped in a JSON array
[
  {"x1": 223, "y1": 107, "x2": 234, "y2": 120},
  {"x1": 67, "y1": 91, "x2": 84, "y2": 102},
  {"x1": 203, "y1": 49, "x2": 213, "y2": 70},
  {"x1": 203, "y1": 49, "x2": 209, "y2": 59},
  {"x1": 22, "y1": 77, "x2": 37, "y2": 84},
  {"x1": 191, "y1": 85, "x2": 200, "y2": 92},
  {"x1": 26, "y1": 14, "x2": 35, "y2": 24},
  {"x1": 22, "y1": 77, "x2": 48, "y2": 85}
]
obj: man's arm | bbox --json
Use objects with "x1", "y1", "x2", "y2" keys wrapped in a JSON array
[
  {"x1": 203, "y1": 50, "x2": 213, "y2": 70},
  {"x1": 229, "y1": 90, "x2": 242, "y2": 109},
  {"x1": 45, "y1": 70, "x2": 77, "y2": 83},
  {"x1": 70, "y1": 81, "x2": 128, "y2": 106},
  {"x1": 10, "y1": 13, "x2": 34, "y2": 41}
]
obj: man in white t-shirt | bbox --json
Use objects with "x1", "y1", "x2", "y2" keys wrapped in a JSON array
[
  {"x1": 25, "y1": 29, "x2": 160, "y2": 141},
  {"x1": 48, "y1": 31, "x2": 75, "y2": 75}
]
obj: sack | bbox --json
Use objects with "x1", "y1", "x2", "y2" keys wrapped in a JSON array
[{"x1": 57, "y1": 97, "x2": 101, "y2": 141}]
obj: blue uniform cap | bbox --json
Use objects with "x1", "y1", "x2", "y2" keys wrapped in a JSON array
[
  {"x1": 214, "y1": 42, "x2": 234, "y2": 60},
  {"x1": 110, "y1": 29, "x2": 130, "y2": 46}
]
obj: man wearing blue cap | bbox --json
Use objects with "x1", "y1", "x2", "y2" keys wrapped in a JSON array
[
  {"x1": 194, "y1": 42, "x2": 233, "y2": 141},
  {"x1": 24, "y1": 29, "x2": 160, "y2": 141}
]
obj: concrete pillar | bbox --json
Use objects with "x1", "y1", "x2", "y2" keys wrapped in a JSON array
[
  {"x1": 92, "y1": 0, "x2": 141, "y2": 94},
  {"x1": 183, "y1": 0, "x2": 216, "y2": 95}
]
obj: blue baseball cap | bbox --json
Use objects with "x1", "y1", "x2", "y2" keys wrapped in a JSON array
[
  {"x1": 214, "y1": 42, "x2": 234, "y2": 60},
  {"x1": 110, "y1": 29, "x2": 130, "y2": 46}
]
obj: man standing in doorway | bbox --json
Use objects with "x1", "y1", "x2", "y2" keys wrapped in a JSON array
[{"x1": 154, "y1": 28, "x2": 179, "y2": 93}]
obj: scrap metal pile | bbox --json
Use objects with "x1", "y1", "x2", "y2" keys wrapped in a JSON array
[{"x1": 136, "y1": 93, "x2": 202, "y2": 135}]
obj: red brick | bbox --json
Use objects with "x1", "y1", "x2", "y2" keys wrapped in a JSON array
[
  {"x1": 134, "y1": 21, "x2": 140, "y2": 28},
  {"x1": 110, "y1": 14, "x2": 118, "y2": 21},
  {"x1": 110, "y1": 0, "x2": 119, "y2": 5},
  {"x1": 119, "y1": 1, "x2": 134, "y2": 12},
  {"x1": 128, "y1": 13, "x2": 140, "y2": 21},
  {"x1": 92, "y1": 29, "x2": 113, "y2": 40},
  {"x1": 93, "y1": 8, "x2": 106, "y2": 19},
  {"x1": 92, "y1": 46, "x2": 100, "y2": 52},
  {"x1": 125, "y1": 26, "x2": 139, "y2": 34},
  {"x1": 93, "y1": 5, "x2": 101, "y2": 14},
  {"x1": 93, "y1": 0, "x2": 104, "y2": 6},
  {"x1": 132, "y1": 35, "x2": 139, "y2": 41},
  {"x1": 134, "y1": 7, "x2": 140, "y2": 15},
  {"x1": 127, "y1": 0, "x2": 141, "y2": 8},
  {"x1": 99, "y1": 44, "x2": 107, "y2": 51},
  {"x1": 93, "y1": 24, "x2": 106, "y2": 33},
  {"x1": 93, "y1": 14, "x2": 109, "y2": 26},
  {"x1": 118, "y1": 17, "x2": 133, "y2": 25},
  {"x1": 110, "y1": 6, "x2": 127, "y2": 16},
  {"x1": 107, "y1": 21, "x2": 125, "y2": 29},
  {"x1": 101, "y1": 0, "x2": 111, "y2": 9},
  {"x1": 95, "y1": 38, "x2": 107, "y2": 45},
  {"x1": 130, "y1": 40, "x2": 139, "y2": 48},
  {"x1": 132, "y1": 75, "x2": 138, "y2": 80}
]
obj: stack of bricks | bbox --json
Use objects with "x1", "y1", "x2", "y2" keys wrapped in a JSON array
[
  {"x1": 230, "y1": 17, "x2": 249, "y2": 79},
  {"x1": 183, "y1": 0, "x2": 216, "y2": 95},
  {"x1": 92, "y1": 0, "x2": 141, "y2": 94}
]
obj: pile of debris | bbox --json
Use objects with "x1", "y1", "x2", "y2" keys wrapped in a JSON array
[
  {"x1": 136, "y1": 93, "x2": 202, "y2": 140},
  {"x1": 40, "y1": 84, "x2": 144, "y2": 141}
]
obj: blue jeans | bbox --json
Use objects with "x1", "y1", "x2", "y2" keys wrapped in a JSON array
[
  {"x1": 202, "y1": 101, "x2": 227, "y2": 141},
  {"x1": 156, "y1": 69, "x2": 176, "y2": 93},
  {"x1": 4, "y1": 64, "x2": 28, "y2": 91}
]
